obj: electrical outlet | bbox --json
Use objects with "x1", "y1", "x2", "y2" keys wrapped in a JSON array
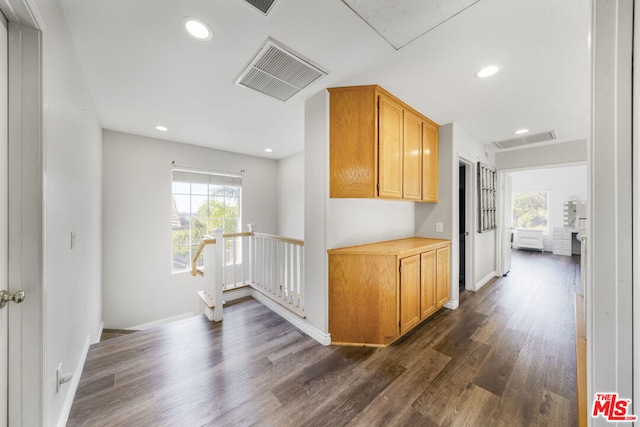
[{"x1": 436, "y1": 222, "x2": 444, "y2": 233}]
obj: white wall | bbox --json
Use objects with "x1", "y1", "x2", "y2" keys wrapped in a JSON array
[
  {"x1": 457, "y1": 125, "x2": 497, "y2": 290},
  {"x1": 415, "y1": 124, "x2": 454, "y2": 240},
  {"x1": 304, "y1": 90, "x2": 415, "y2": 334},
  {"x1": 277, "y1": 151, "x2": 304, "y2": 239},
  {"x1": 25, "y1": 0, "x2": 104, "y2": 425},
  {"x1": 495, "y1": 138, "x2": 586, "y2": 170},
  {"x1": 102, "y1": 130, "x2": 278, "y2": 329},
  {"x1": 509, "y1": 165, "x2": 587, "y2": 251}
]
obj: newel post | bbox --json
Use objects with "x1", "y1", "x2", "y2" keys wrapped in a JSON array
[
  {"x1": 248, "y1": 223, "x2": 255, "y2": 285},
  {"x1": 212, "y1": 228, "x2": 224, "y2": 322},
  {"x1": 202, "y1": 240, "x2": 215, "y2": 321}
]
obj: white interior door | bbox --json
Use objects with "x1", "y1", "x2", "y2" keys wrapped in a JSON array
[{"x1": 0, "y1": 12, "x2": 8, "y2": 427}]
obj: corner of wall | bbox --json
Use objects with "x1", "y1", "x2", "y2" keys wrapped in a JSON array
[{"x1": 303, "y1": 90, "x2": 329, "y2": 333}]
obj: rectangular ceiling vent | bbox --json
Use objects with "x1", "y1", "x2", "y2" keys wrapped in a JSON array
[
  {"x1": 493, "y1": 130, "x2": 557, "y2": 149},
  {"x1": 242, "y1": 0, "x2": 278, "y2": 16},
  {"x1": 235, "y1": 39, "x2": 327, "y2": 102}
]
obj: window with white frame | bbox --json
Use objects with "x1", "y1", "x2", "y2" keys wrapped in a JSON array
[
  {"x1": 512, "y1": 191, "x2": 548, "y2": 232},
  {"x1": 171, "y1": 168, "x2": 242, "y2": 272}
]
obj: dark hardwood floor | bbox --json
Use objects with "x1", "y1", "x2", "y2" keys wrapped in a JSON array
[
  {"x1": 68, "y1": 250, "x2": 579, "y2": 426},
  {"x1": 100, "y1": 329, "x2": 138, "y2": 342}
]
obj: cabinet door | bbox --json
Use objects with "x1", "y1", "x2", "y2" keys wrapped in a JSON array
[
  {"x1": 422, "y1": 121, "x2": 439, "y2": 202},
  {"x1": 436, "y1": 246, "x2": 450, "y2": 309},
  {"x1": 400, "y1": 255, "x2": 421, "y2": 334},
  {"x1": 420, "y1": 250, "x2": 437, "y2": 319},
  {"x1": 403, "y1": 110, "x2": 422, "y2": 200},
  {"x1": 378, "y1": 94, "x2": 403, "y2": 199}
]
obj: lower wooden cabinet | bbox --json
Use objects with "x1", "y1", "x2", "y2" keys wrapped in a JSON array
[
  {"x1": 436, "y1": 245, "x2": 451, "y2": 309},
  {"x1": 420, "y1": 250, "x2": 437, "y2": 319},
  {"x1": 400, "y1": 255, "x2": 421, "y2": 334},
  {"x1": 328, "y1": 237, "x2": 451, "y2": 346}
]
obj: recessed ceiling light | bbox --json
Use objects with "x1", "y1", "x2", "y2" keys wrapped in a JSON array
[
  {"x1": 182, "y1": 17, "x2": 213, "y2": 41},
  {"x1": 265, "y1": 148, "x2": 273, "y2": 153},
  {"x1": 515, "y1": 129, "x2": 529, "y2": 135},
  {"x1": 155, "y1": 125, "x2": 168, "y2": 132},
  {"x1": 474, "y1": 65, "x2": 500, "y2": 78}
]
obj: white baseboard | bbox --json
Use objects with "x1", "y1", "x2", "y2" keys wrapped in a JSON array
[
  {"x1": 475, "y1": 271, "x2": 499, "y2": 292},
  {"x1": 57, "y1": 334, "x2": 91, "y2": 427},
  {"x1": 128, "y1": 312, "x2": 195, "y2": 331},
  {"x1": 223, "y1": 286, "x2": 252, "y2": 301},
  {"x1": 128, "y1": 288, "x2": 250, "y2": 331},
  {"x1": 444, "y1": 299, "x2": 459, "y2": 310},
  {"x1": 94, "y1": 321, "x2": 104, "y2": 344},
  {"x1": 250, "y1": 290, "x2": 331, "y2": 346}
]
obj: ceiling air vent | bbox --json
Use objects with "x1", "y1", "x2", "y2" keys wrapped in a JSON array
[
  {"x1": 242, "y1": 0, "x2": 278, "y2": 15},
  {"x1": 494, "y1": 130, "x2": 557, "y2": 149},
  {"x1": 235, "y1": 39, "x2": 327, "y2": 102}
]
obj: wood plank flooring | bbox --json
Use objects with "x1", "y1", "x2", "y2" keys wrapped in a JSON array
[
  {"x1": 100, "y1": 329, "x2": 138, "y2": 342},
  {"x1": 68, "y1": 250, "x2": 579, "y2": 426}
]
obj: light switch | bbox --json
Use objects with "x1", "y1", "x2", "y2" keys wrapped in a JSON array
[{"x1": 436, "y1": 223, "x2": 443, "y2": 232}]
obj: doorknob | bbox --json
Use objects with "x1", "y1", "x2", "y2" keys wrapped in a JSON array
[{"x1": 0, "y1": 290, "x2": 25, "y2": 308}]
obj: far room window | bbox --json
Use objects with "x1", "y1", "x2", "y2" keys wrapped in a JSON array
[
  {"x1": 512, "y1": 191, "x2": 548, "y2": 232},
  {"x1": 171, "y1": 168, "x2": 242, "y2": 273}
]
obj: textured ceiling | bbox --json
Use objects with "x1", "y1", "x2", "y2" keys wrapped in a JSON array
[
  {"x1": 59, "y1": 0, "x2": 591, "y2": 159},
  {"x1": 342, "y1": 0, "x2": 481, "y2": 49}
]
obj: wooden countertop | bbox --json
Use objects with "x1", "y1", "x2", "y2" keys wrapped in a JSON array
[{"x1": 327, "y1": 237, "x2": 450, "y2": 258}]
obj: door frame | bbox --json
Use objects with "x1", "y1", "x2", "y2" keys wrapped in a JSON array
[
  {"x1": 496, "y1": 171, "x2": 511, "y2": 277},
  {"x1": 1, "y1": 0, "x2": 44, "y2": 425},
  {"x1": 633, "y1": 0, "x2": 640, "y2": 414},
  {"x1": 458, "y1": 158, "x2": 473, "y2": 292}
]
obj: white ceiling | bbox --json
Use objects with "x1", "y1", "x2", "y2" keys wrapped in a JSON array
[
  {"x1": 60, "y1": 0, "x2": 591, "y2": 160},
  {"x1": 342, "y1": 0, "x2": 481, "y2": 50}
]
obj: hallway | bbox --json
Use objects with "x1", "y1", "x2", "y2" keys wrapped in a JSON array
[{"x1": 68, "y1": 250, "x2": 579, "y2": 426}]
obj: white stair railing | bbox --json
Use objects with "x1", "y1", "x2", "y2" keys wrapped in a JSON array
[
  {"x1": 250, "y1": 226, "x2": 305, "y2": 316},
  {"x1": 191, "y1": 225, "x2": 305, "y2": 321}
]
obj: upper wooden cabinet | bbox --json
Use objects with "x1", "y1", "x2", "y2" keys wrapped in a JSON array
[
  {"x1": 422, "y1": 121, "x2": 439, "y2": 202},
  {"x1": 328, "y1": 85, "x2": 439, "y2": 202},
  {"x1": 403, "y1": 110, "x2": 423, "y2": 200},
  {"x1": 378, "y1": 94, "x2": 404, "y2": 199}
]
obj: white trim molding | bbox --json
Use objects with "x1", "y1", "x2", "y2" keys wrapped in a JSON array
[
  {"x1": 475, "y1": 271, "x2": 498, "y2": 292},
  {"x1": 590, "y1": 0, "x2": 634, "y2": 414},
  {"x1": 0, "y1": 0, "x2": 44, "y2": 29},
  {"x1": 7, "y1": 20, "x2": 43, "y2": 427},
  {"x1": 128, "y1": 312, "x2": 195, "y2": 331},
  {"x1": 250, "y1": 290, "x2": 331, "y2": 346},
  {"x1": 444, "y1": 299, "x2": 459, "y2": 310},
  {"x1": 223, "y1": 286, "x2": 252, "y2": 302},
  {"x1": 56, "y1": 335, "x2": 90, "y2": 427}
]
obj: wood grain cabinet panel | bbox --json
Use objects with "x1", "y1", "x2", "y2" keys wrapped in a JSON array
[
  {"x1": 403, "y1": 110, "x2": 423, "y2": 200},
  {"x1": 328, "y1": 85, "x2": 439, "y2": 202},
  {"x1": 328, "y1": 87, "x2": 377, "y2": 198},
  {"x1": 328, "y1": 237, "x2": 451, "y2": 346},
  {"x1": 420, "y1": 250, "x2": 437, "y2": 319},
  {"x1": 400, "y1": 255, "x2": 421, "y2": 333},
  {"x1": 436, "y1": 246, "x2": 451, "y2": 309},
  {"x1": 422, "y1": 121, "x2": 439, "y2": 202},
  {"x1": 378, "y1": 94, "x2": 404, "y2": 199}
]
